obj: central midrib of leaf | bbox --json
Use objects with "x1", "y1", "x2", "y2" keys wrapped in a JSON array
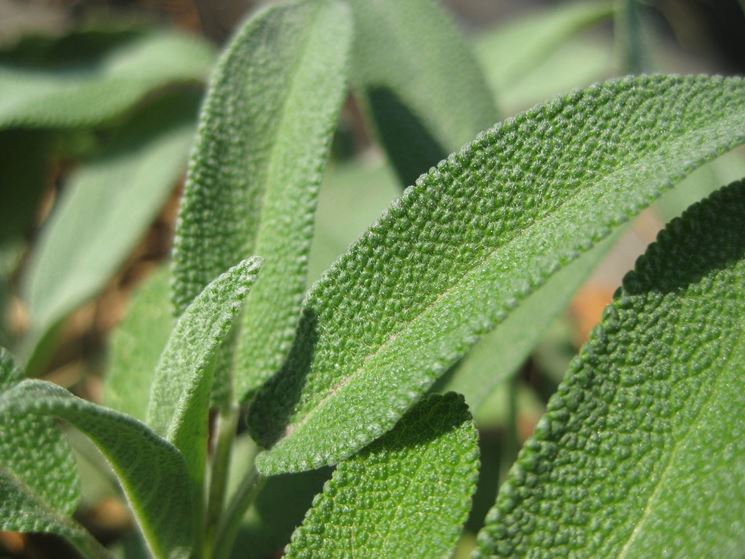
[{"x1": 277, "y1": 111, "x2": 745, "y2": 444}]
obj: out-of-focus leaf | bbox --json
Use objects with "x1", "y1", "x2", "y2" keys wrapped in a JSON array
[
  {"x1": 249, "y1": 75, "x2": 745, "y2": 476},
  {"x1": 0, "y1": 29, "x2": 213, "y2": 129},
  {"x1": 285, "y1": 393, "x2": 479, "y2": 559},
  {"x1": 348, "y1": 0, "x2": 497, "y2": 186},
  {"x1": 21, "y1": 92, "x2": 198, "y2": 372},
  {"x1": 0, "y1": 377, "x2": 193, "y2": 559},
  {"x1": 171, "y1": 0, "x2": 352, "y2": 404},
  {"x1": 104, "y1": 266, "x2": 171, "y2": 422},
  {"x1": 475, "y1": 180, "x2": 745, "y2": 558}
]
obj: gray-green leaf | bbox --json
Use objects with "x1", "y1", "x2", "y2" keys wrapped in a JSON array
[
  {"x1": 171, "y1": 0, "x2": 352, "y2": 403},
  {"x1": 285, "y1": 393, "x2": 479, "y2": 559},
  {"x1": 0, "y1": 379, "x2": 193, "y2": 559},
  {"x1": 474, "y1": 179, "x2": 745, "y2": 558},
  {"x1": 249, "y1": 75, "x2": 745, "y2": 475},
  {"x1": 348, "y1": 0, "x2": 497, "y2": 186}
]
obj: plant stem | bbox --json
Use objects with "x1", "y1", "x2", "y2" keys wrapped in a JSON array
[
  {"x1": 212, "y1": 464, "x2": 266, "y2": 559},
  {"x1": 500, "y1": 375, "x2": 519, "y2": 483},
  {"x1": 615, "y1": 0, "x2": 643, "y2": 74},
  {"x1": 204, "y1": 404, "x2": 240, "y2": 556}
]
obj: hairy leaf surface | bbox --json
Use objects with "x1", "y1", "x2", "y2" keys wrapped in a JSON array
[
  {"x1": 0, "y1": 30, "x2": 212, "y2": 128},
  {"x1": 285, "y1": 393, "x2": 479, "y2": 559},
  {"x1": 104, "y1": 267, "x2": 172, "y2": 422},
  {"x1": 147, "y1": 257, "x2": 260, "y2": 492},
  {"x1": 475, "y1": 180, "x2": 745, "y2": 558},
  {"x1": 348, "y1": 0, "x2": 497, "y2": 186},
  {"x1": 171, "y1": 0, "x2": 352, "y2": 402},
  {"x1": 250, "y1": 75, "x2": 745, "y2": 475},
  {"x1": 22, "y1": 93, "x2": 198, "y2": 371},
  {"x1": 0, "y1": 379, "x2": 193, "y2": 559}
]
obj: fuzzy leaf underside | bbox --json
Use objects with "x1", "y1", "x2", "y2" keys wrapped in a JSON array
[
  {"x1": 348, "y1": 0, "x2": 497, "y2": 186},
  {"x1": 171, "y1": 0, "x2": 352, "y2": 403},
  {"x1": 285, "y1": 393, "x2": 479, "y2": 559},
  {"x1": 475, "y1": 179, "x2": 745, "y2": 558},
  {"x1": 0, "y1": 30, "x2": 213, "y2": 129},
  {"x1": 0, "y1": 379, "x2": 193, "y2": 559},
  {"x1": 147, "y1": 257, "x2": 261, "y2": 491},
  {"x1": 22, "y1": 93, "x2": 198, "y2": 371},
  {"x1": 104, "y1": 267, "x2": 172, "y2": 422},
  {"x1": 249, "y1": 75, "x2": 745, "y2": 475}
]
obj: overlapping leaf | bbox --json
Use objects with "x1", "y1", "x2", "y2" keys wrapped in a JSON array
[
  {"x1": 0, "y1": 379, "x2": 193, "y2": 559},
  {"x1": 21, "y1": 93, "x2": 198, "y2": 372},
  {"x1": 171, "y1": 0, "x2": 352, "y2": 403},
  {"x1": 475, "y1": 179, "x2": 745, "y2": 558},
  {"x1": 348, "y1": 0, "x2": 497, "y2": 186},
  {"x1": 285, "y1": 393, "x2": 479, "y2": 559},
  {"x1": 249, "y1": 75, "x2": 745, "y2": 475},
  {"x1": 0, "y1": 29, "x2": 213, "y2": 129}
]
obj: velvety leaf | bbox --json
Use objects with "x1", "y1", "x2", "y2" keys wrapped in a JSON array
[
  {"x1": 21, "y1": 93, "x2": 198, "y2": 372},
  {"x1": 104, "y1": 266, "x2": 171, "y2": 422},
  {"x1": 147, "y1": 257, "x2": 261, "y2": 495},
  {"x1": 348, "y1": 0, "x2": 497, "y2": 186},
  {"x1": 285, "y1": 393, "x2": 479, "y2": 559},
  {"x1": 171, "y1": 0, "x2": 352, "y2": 403},
  {"x1": 0, "y1": 379, "x2": 193, "y2": 559},
  {"x1": 475, "y1": 179, "x2": 745, "y2": 558},
  {"x1": 0, "y1": 29, "x2": 212, "y2": 129},
  {"x1": 249, "y1": 75, "x2": 745, "y2": 475}
]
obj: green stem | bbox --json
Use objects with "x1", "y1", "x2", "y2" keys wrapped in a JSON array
[
  {"x1": 615, "y1": 0, "x2": 643, "y2": 74},
  {"x1": 212, "y1": 464, "x2": 266, "y2": 559},
  {"x1": 500, "y1": 375, "x2": 519, "y2": 483},
  {"x1": 204, "y1": 404, "x2": 239, "y2": 556}
]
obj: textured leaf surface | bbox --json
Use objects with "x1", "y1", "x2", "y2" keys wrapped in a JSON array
[
  {"x1": 285, "y1": 393, "x2": 479, "y2": 559},
  {"x1": 250, "y1": 75, "x2": 745, "y2": 475},
  {"x1": 0, "y1": 29, "x2": 212, "y2": 128},
  {"x1": 147, "y1": 257, "x2": 260, "y2": 491},
  {"x1": 22, "y1": 93, "x2": 197, "y2": 370},
  {"x1": 0, "y1": 379, "x2": 193, "y2": 559},
  {"x1": 171, "y1": 0, "x2": 352, "y2": 402},
  {"x1": 104, "y1": 267, "x2": 171, "y2": 422},
  {"x1": 475, "y1": 180, "x2": 745, "y2": 558},
  {"x1": 348, "y1": 0, "x2": 497, "y2": 186}
]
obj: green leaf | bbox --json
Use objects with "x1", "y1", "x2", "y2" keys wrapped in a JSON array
[
  {"x1": 348, "y1": 0, "x2": 497, "y2": 186},
  {"x1": 285, "y1": 393, "x2": 479, "y2": 559},
  {"x1": 0, "y1": 349, "x2": 105, "y2": 558},
  {"x1": 104, "y1": 266, "x2": 172, "y2": 422},
  {"x1": 171, "y1": 0, "x2": 352, "y2": 403},
  {"x1": 0, "y1": 29, "x2": 213, "y2": 129},
  {"x1": 21, "y1": 92, "x2": 198, "y2": 372},
  {"x1": 474, "y1": 179, "x2": 745, "y2": 558},
  {"x1": 249, "y1": 75, "x2": 745, "y2": 475},
  {"x1": 147, "y1": 257, "x2": 261, "y2": 493},
  {"x1": 0, "y1": 379, "x2": 193, "y2": 559}
]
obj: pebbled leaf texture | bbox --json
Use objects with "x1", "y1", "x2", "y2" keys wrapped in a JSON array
[
  {"x1": 0, "y1": 379, "x2": 193, "y2": 559},
  {"x1": 285, "y1": 393, "x2": 479, "y2": 559},
  {"x1": 249, "y1": 75, "x2": 745, "y2": 475},
  {"x1": 22, "y1": 93, "x2": 198, "y2": 371},
  {"x1": 348, "y1": 0, "x2": 497, "y2": 186},
  {"x1": 147, "y1": 257, "x2": 260, "y2": 492},
  {"x1": 0, "y1": 29, "x2": 213, "y2": 129},
  {"x1": 171, "y1": 0, "x2": 352, "y2": 403},
  {"x1": 474, "y1": 179, "x2": 745, "y2": 558},
  {"x1": 104, "y1": 266, "x2": 172, "y2": 422}
]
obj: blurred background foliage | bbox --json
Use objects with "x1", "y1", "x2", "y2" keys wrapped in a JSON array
[{"x1": 0, "y1": 0, "x2": 744, "y2": 557}]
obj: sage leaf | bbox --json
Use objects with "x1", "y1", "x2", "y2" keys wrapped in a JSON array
[
  {"x1": 104, "y1": 266, "x2": 171, "y2": 422},
  {"x1": 475, "y1": 179, "x2": 745, "y2": 558},
  {"x1": 348, "y1": 0, "x2": 497, "y2": 186},
  {"x1": 21, "y1": 93, "x2": 198, "y2": 372},
  {"x1": 285, "y1": 393, "x2": 479, "y2": 559},
  {"x1": 147, "y1": 257, "x2": 261, "y2": 493},
  {"x1": 0, "y1": 379, "x2": 193, "y2": 559},
  {"x1": 0, "y1": 29, "x2": 212, "y2": 129},
  {"x1": 171, "y1": 0, "x2": 352, "y2": 402},
  {"x1": 249, "y1": 75, "x2": 745, "y2": 475}
]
